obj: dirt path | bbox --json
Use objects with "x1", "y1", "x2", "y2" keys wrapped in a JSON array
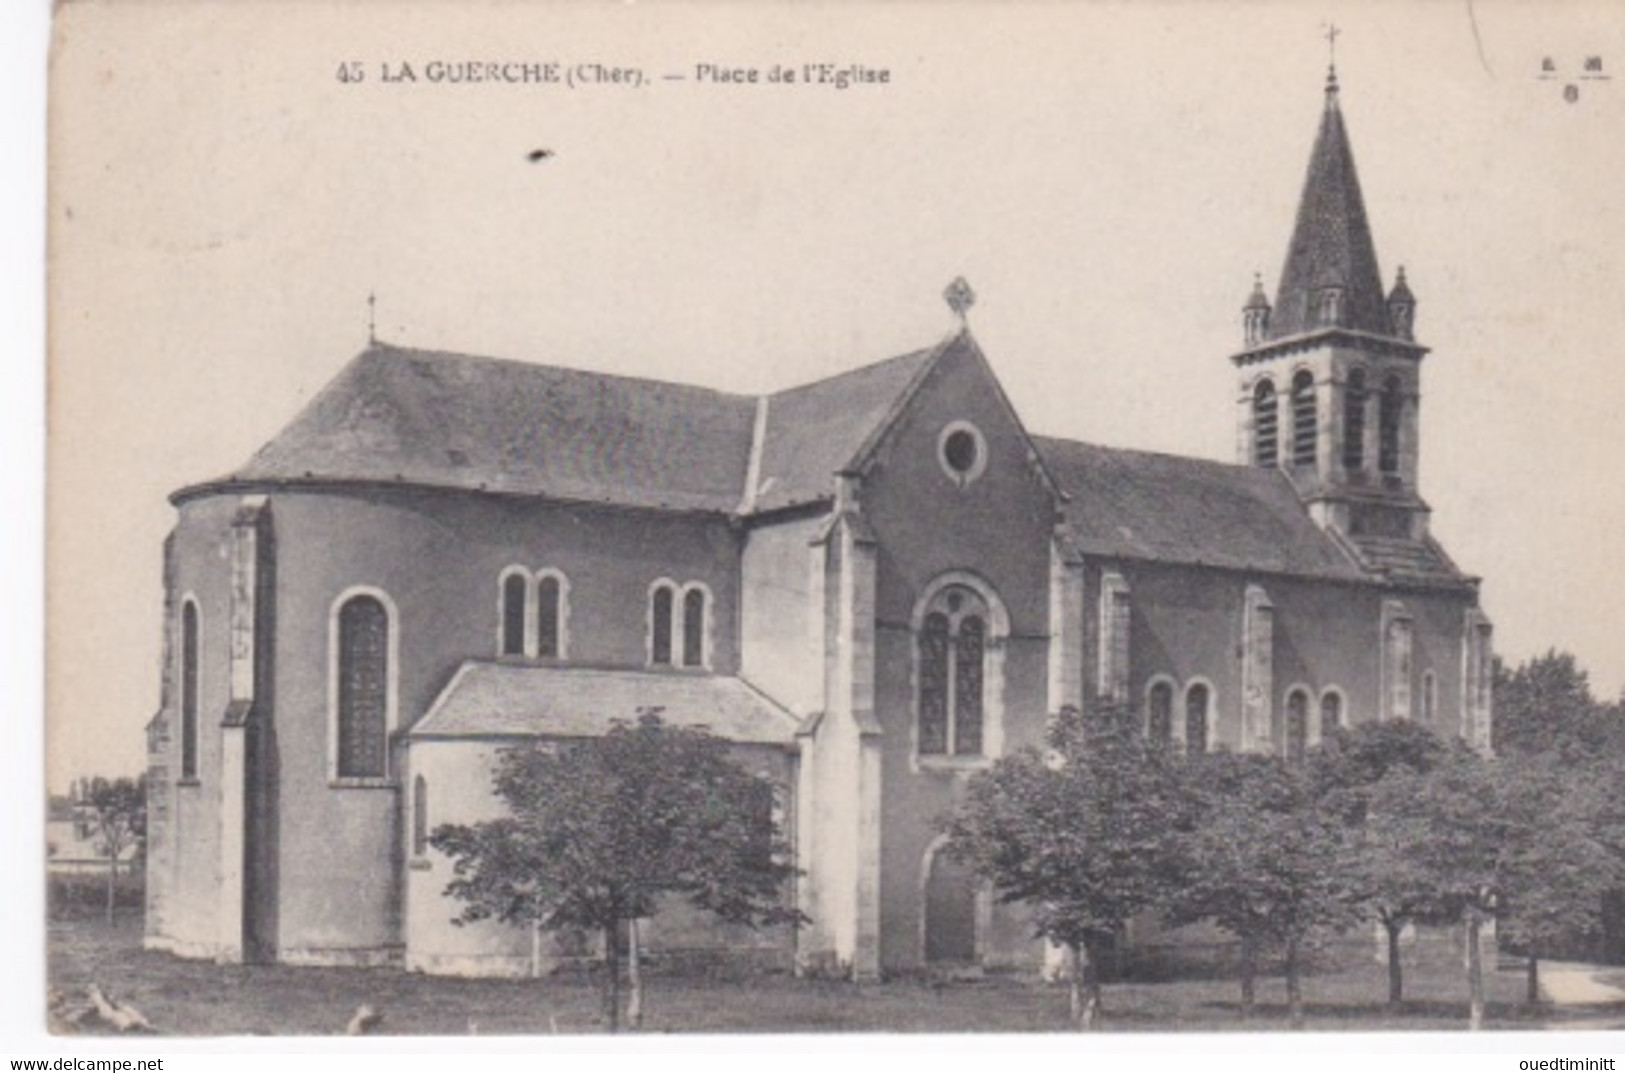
[{"x1": 1538, "y1": 961, "x2": 1625, "y2": 1031}]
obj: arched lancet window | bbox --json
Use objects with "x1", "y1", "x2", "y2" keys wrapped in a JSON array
[
  {"x1": 1284, "y1": 688, "x2": 1310, "y2": 764},
  {"x1": 1291, "y1": 370, "x2": 1317, "y2": 467},
  {"x1": 917, "y1": 586, "x2": 989, "y2": 757},
  {"x1": 536, "y1": 574, "x2": 562, "y2": 659},
  {"x1": 682, "y1": 588, "x2": 706, "y2": 668},
  {"x1": 1185, "y1": 683, "x2": 1210, "y2": 755},
  {"x1": 1320, "y1": 690, "x2": 1343, "y2": 734},
  {"x1": 180, "y1": 600, "x2": 199, "y2": 780},
  {"x1": 412, "y1": 774, "x2": 428, "y2": 857},
  {"x1": 1253, "y1": 379, "x2": 1278, "y2": 468},
  {"x1": 336, "y1": 594, "x2": 390, "y2": 779},
  {"x1": 650, "y1": 584, "x2": 675, "y2": 666},
  {"x1": 500, "y1": 572, "x2": 527, "y2": 657},
  {"x1": 1343, "y1": 368, "x2": 1367, "y2": 471},
  {"x1": 1147, "y1": 680, "x2": 1174, "y2": 745},
  {"x1": 1379, "y1": 375, "x2": 1403, "y2": 475}
]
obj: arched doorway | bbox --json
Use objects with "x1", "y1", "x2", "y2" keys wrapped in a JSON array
[{"x1": 923, "y1": 844, "x2": 979, "y2": 965}]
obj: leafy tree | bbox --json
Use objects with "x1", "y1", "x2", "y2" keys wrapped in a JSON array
[
  {"x1": 1365, "y1": 751, "x2": 1527, "y2": 1027},
  {"x1": 1308, "y1": 720, "x2": 1455, "y2": 1008},
  {"x1": 1171, "y1": 751, "x2": 1357, "y2": 1027},
  {"x1": 1492, "y1": 650, "x2": 1621, "y2": 760},
  {"x1": 1493, "y1": 752, "x2": 1625, "y2": 1007},
  {"x1": 940, "y1": 704, "x2": 1191, "y2": 1030},
  {"x1": 430, "y1": 712, "x2": 803, "y2": 1031},
  {"x1": 82, "y1": 776, "x2": 146, "y2": 924}
]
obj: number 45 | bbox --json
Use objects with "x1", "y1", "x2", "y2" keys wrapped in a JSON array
[{"x1": 336, "y1": 61, "x2": 365, "y2": 84}]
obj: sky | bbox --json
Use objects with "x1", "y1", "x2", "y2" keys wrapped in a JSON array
[{"x1": 43, "y1": 0, "x2": 1625, "y2": 790}]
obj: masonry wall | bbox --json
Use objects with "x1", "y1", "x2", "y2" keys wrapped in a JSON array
[
  {"x1": 161, "y1": 484, "x2": 745, "y2": 964},
  {"x1": 145, "y1": 496, "x2": 240, "y2": 958},
  {"x1": 1081, "y1": 557, "x2": 1480, "y2": 752},
  {"x1": 740, "y1": 512, "x2": 827, "y2": 715},
  {"x1": 854, "y1": 341, "x2": 1057, "y2": 972}
]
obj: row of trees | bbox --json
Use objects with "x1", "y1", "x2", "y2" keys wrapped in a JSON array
[{"x1": 943, "y1": 673, "x2": 1625, "y2": 1031}]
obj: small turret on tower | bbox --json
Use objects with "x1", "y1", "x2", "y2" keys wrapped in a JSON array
[
  {"x1": 1243, "y1": 273, "x2": 1272, "y2": 346},
  {"x1": 1387, "y1": 266, "x2": 1416, "y2": 341}
]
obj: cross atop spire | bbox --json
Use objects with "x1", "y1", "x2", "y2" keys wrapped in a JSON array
[
  {"x1": 1324, "y1": 22, "x2": 1341, "y2": 75},
  {"x1": 367, "y1": 291, "x2": 377, "y2": 345},
  {"x1": 943, "y1": 276, "x2": 976, "y2": 327}
]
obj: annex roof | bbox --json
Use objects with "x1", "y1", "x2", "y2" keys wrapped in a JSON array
[{"x1": 411, "y1": 662, "x2": 800, "y2": 746}]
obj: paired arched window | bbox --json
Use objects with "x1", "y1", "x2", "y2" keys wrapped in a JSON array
[
  {"x1": 334, "y1": 592, "x2": 391, "y2": 780},
  {"x1": 498, "y1": 568, "x2": 569, "y2": 660},
  {"x1": 1379, "y1": 375, "x2": 1403, "y2": 475},
  {"x1": 1342, "y1": 367, "x2": 1367, "y2": 471},
  {"x1": 1253, "y1": 379, "x2": 1278, "y2": 468},
  {"x1": 501, "y1": 573, "x2": 526, "y2": 656},
  {"x1": 1291, "y1": 370, "x2": 1317, "y2": 467},
  {"x1": 180, "y1": 599, "x2": 200, "y2": 781},
  {"x1": 1185, "y1": 682, "x2": 1211, "y2": 755},
  {"x1": 649, "y1": 580, "x2": 708, "y2": 669},
  {"x1": 917, "y1": 585, "x2": 988, "y2": 757},
  {"x1": 1283, "y1": 687, "x2": 1311, "y2": 764},
  {"x1": 1146, "y1": 680, "x2": 1175, "y2": 745},
  {"x1": 412, "y1": 774, "x2": 428, "y2": 857}
]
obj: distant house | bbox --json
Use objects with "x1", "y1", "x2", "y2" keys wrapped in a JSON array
[
  {"x1": 47, "y1": 781, "x2": 139, "y2": 877},
  {"x1": 143, "y1": 68, "x2": 1492, "y2": 979}
]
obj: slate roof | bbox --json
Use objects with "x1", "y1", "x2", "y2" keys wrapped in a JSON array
[
  {"x1": 1267, "y1": 73, "x2": 1394, "y2": 341},
  {"x1": 1035, "y1": 436, "x2": 1369, "y2": 581},
  {"x1": 230, "y1": 345, "x2": 759, "y2": 512},
  {"x1": 1346, "y1": 534, "x2": 1465, "y2": 586},
  {"x1": 751, "y1": 345, "x2": 940, "y2": 512},
  {"x1": 412, "y1": 662, "x2": 799, "y2": 745}
]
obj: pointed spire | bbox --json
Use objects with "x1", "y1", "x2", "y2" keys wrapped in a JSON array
[{"x1": 1267, "y1": 68, "x2": 1394, "y2": 340}]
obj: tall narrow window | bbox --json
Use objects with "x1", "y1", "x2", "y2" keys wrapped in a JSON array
[
  {"x1": 650, "y1": 585, "x2": 674, "y2": 665},
  {"x1": 1379, "y1": 375, "x2": 1403, "y2": 475},
  {"x1": 917, "y1": 586, "x2": 990, "y2": 758},
  {"x1": 682, "y1": 588, "x2": 706, "y2": 668},
  {"x1": 1320, "y1": 690, "x2": 1343, "y2": 734},
  {"x1": 953, "y1": 616, "x2": 985, "y2": 755},
  {"x1": 1421, "y1": 671, "x2": 1437, "y2": 724},
  {"x1": 1253, "y1": 380, "x2": 1278, "y2": 468},
  {"x1": 1291, "y1": 370, "x2": 1317, "y2": 467},
  {"x1": 536, "y1": 575, "x2": 562, "y2": 659},
  {"x1": 1284, "y1": 688, "x2": 1310, "y2": 764},
  {"x1": 501, "y1": 573, "x2": 527, "y2": 657},
  {"x1": 412, "y1": 775, "x2": 428, "y2": 857},
  {"x1": 180, "y1": 601, "x2": 199, "y2": 780},
  {"x1": 1342, "y1": 368, "x2": 1367, "y2": 471},
  {"x1": 1147, "y1": 681, "x2": 1174, "y2": 745},
  {"x1": 336, "y1": 595, "x2": 389, "y2": 779},
  {"x1": 1185, "y1": 683, "x2": 1210, "y2": 754},
  {"x1": 917, "y1": 613, "x2": 951, "y2": 754}
]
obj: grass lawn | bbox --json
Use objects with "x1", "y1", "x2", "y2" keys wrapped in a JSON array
[{"x1": 46, "y1": 913, "x2": 1599, "y2": 1036}]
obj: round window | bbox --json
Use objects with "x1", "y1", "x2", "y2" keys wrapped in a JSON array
[
  {"x1": 943, "y1": 430, "x2": 979, "y2": 473},
  {"x1": 937, "y1": 421, "x2": 987, "y2": 485}
]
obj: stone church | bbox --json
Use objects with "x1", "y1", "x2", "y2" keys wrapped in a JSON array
[{"x1": 143, "y1": 69, "x2": 1493, "y2": 979}]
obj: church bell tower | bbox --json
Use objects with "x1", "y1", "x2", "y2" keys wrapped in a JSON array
[{"x1": 1231, "y1": 65, "x2": 1431, "y2": 548}]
